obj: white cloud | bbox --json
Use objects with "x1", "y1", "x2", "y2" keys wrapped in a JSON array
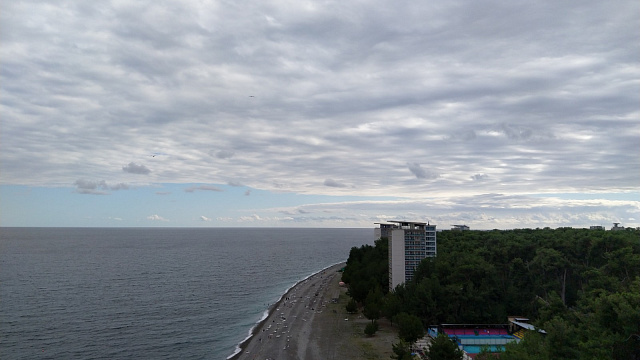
[
  {"x1": 200, "y1": 216, "x2": 211, "y2": 221},
  {"x1": 147, "y1": 214, "x2": 169, "y2": 222},
  {"x1": 261, "y1": 194, "x2": 640, "y2": 229},
  {"x1": 238, "y1": 214, "x2": 263, "y2": 222}
]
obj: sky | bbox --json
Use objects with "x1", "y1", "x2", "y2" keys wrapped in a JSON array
[{"x1": 1, "y1": 0, "x2": 639, "y2": 229}]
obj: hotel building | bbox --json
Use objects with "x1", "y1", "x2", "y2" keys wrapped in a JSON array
[{"x1": 375, "y1": 221, "x2": 437, "y2": 291}]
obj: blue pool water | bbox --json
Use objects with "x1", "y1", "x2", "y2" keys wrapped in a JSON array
[{"x1": 462, "y1": 345, "x2": 505, "y2": 353}]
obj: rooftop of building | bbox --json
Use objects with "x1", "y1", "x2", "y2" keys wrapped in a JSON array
[{"x1": 375, "y1": 221, "x2": 436, "y2": 229}]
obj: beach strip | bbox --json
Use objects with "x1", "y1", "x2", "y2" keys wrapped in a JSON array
[{"x1": 228, "y1": 262, "x2": 345, "y2": 360}]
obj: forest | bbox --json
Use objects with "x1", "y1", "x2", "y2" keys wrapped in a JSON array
[{"x1": 341, "y1": 227, "x2": 640, "y2": 359}]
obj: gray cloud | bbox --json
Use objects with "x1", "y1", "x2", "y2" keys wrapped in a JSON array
[
  {"x1": 1, "y1": 0, "x2": 638, "y2": 227},
  {"x1": 74, "y1": 179, "x2": 128, "y2": 195},
  {"x1": 324, "y1": 179, "x2": 347, "y2": 188},
  {"x1": 122, "y1": 162, "x2": 151, "y2": 174},
  {"x1": 109, "y1": 183, "x2": 130, "y2": 190},
  {"x1": 215, "y1": 150, "x2": 235, "y2": 159},
  {"x1": 471, "y1": 174, "x2": 489, "y2": 181},
  {"x1": 184, "y1": 185, "x2": 223, "y2": 193},
  {"x1": 74, "y1": 180, "x2": 109, "y2": 195},
  {"x1": 446, "y1": 130, "x2": 477, "y2": 142},
  {"x1": 407, "y1": 163, "x2": 439, "y2": 180}
]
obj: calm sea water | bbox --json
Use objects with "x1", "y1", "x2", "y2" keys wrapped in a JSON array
[{"x1": 0, "y1": 227, "x2": 372, "y2": 359}]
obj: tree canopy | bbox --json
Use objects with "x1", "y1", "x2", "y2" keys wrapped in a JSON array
[
  {"x1": 341, "y1": 237, "x2": 389, "y2": 303},
  {"x1": 343, "y1": 227, "x2": 640, "y2": 360},
  {"x1": 425, "y1": 333, "x2": 464, "y2": 360}
]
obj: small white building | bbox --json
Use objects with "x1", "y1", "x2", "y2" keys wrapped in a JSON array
[
  {"x1": 611, "y1": 223, "x2": 625, "y2": 231},
  {"x1": 452, "y1": 224, "x2": 470, "y2": 231},
  {"x1": 375, "y1": 221, "x2": 437, "y2": 291}
]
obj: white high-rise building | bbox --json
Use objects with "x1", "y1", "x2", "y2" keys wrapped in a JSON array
[{"x1": 375, "y1": 221, "x2": 437, "y2": 291}]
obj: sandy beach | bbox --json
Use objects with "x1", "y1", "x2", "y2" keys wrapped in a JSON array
[{"x1": 229, "y1": 262, "x2": 397, "y2": 360}]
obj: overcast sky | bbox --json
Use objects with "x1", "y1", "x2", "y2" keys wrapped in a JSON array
[{"x1": 1, "y1": 0, "x2": 638, "y2": 229}]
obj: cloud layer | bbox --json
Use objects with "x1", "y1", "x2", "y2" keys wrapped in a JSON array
[
  {"x1": 122, "y1": 162, "x2": 151, "y2": 175},
  {"x1": 1, "y1": 0, "x2": 638, "y2": 227}
]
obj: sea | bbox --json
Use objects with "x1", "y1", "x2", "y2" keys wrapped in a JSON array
[{"x1": 0, "y1": 227, "x2": 372, "y2": 359}]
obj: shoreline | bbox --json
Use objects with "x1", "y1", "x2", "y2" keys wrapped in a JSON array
[{"x1": 227, "y1": 261, "x2": 345, "y2": 359}]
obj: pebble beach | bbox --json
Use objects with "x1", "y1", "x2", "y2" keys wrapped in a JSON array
[{"x1": 229, "y1": 262, "x2": 398, "y2": 360}]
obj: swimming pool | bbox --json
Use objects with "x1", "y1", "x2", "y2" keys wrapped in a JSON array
[{"x1": 462, "y1": 345, "x2": 505, "y2": 353}]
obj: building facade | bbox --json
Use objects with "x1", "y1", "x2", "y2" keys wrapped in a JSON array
[{"x1": 375, "y1": 221, "x2": 437, "y2": 291}]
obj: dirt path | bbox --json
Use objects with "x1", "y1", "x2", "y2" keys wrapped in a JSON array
[{"x1": 307, "y1": 274, "x2": 398, "y2": 360}]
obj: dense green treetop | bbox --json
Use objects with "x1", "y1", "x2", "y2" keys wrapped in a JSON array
[
  {"x1": 343, "y1": 227, "x2": 640, "y2": 360},
  {"x1": 425, "y1": 333, "x2": 464, "y2": 360},
  {"x1": 341, "y1": 237, "x2": 389, "y2": 303}
]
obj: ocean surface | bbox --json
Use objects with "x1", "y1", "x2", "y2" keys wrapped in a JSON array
[{"x1": 0, "y1": 227, "x2": 372, "y2": 359}]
